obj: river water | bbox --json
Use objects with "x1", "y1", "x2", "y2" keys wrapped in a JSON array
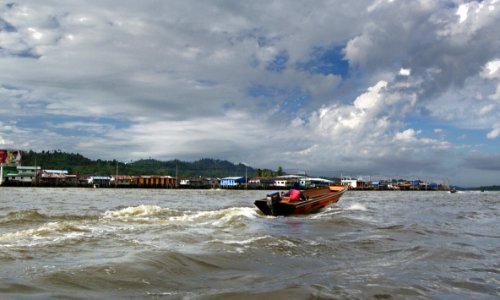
[{"x1": 0, "y1": 187, "x2": 498, "y2": 299}]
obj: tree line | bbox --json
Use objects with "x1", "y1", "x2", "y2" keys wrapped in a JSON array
[{"x1": 21, "y1": 150, "x2": 280, "y2": 178}]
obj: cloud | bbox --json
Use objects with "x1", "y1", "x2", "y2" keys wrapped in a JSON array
[
  {"x1": 399, "y1": 68, "x2": 411, "y2": 77},
  {"x1": 277, "y1": 79, "x2": 453, "y2": 178},
  {"x1": 481, "y1": 59, "x2": 500, "y2": 79},
  {"x1": 481, "y1": 59, "x2": 500, "y2": 101},
  {"x1": 487, "y1": 123, "x2": 500, "y2": 139},
  {"x1": 1, "y1": 0, "x2": 500, "y2": 186},
  {"x1": 456, "y1": 3, "x2": 469, "y2": 23},
  {"x1": 425, "y1": 58, "x2": 500, "y2": 136},
  {"x1": 463, "y1": 152, "x2": 500, "y2": 171}
]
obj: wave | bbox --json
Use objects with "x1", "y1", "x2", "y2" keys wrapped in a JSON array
[
  {"x1": 345, "y1": 203, "x2": 368, "y2": 211},
  {"x1": 208, "y1": 235, "x2": 272, "y2": 247},
  {"x1": 0, "y1": 210, "x2": 49, "y2": 225},
  {"x1": 0, "y1": 209, "x2": 100, "y2": 227},
  {"x1": 100, "y1": 205, "x2": 257, "y2": 228},
  {"x1": 0, "y1": 205, "x2": 259, "y2": 247},
  {"x1": 1, "y1": 204, "x2": 289, "y2": 232},
  {"x1": 171, "y1": 207, "x2": 257, "y2": 227},
  {"x1": 0, "y1": 221, "x2": 90, "y2": 243},
  {"x1": 103, "y1": 205, "x2": 166, "y2": 218},
  {"x1": 101, "y1": 205, "x2": 180, "y2": 224}
]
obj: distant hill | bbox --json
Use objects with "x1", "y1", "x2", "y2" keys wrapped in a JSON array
[
  {"x1": 20, "y1": 150, "x2": 277, "y2": 178},
  {"x1": 126, "y1": 158, "x2": 258, "y2": 178}
]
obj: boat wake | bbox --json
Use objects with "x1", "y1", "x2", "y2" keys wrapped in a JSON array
[
  {"x1": 1, "y1": 202, "x2": 365, "y2": 256},
  {"x1": 0, "y1": 210, "x2": 49, "y2": 225},
  {"x1": 0, "y1": 222, "x2": 92, "y2": 249},
  {"x1": 102, "y1": 205, "x2": 182, "y2": 223},
  {"x1": 345, "y1": 203, "x2": 368, "y2": 211},
  {"x1": 0, "y1": 205, "x2": 260, "y2": 248}
]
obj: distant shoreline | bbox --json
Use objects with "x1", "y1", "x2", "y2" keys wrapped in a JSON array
[{"x1": 2, "y1": 184, "x2": 490, "y2": 191}]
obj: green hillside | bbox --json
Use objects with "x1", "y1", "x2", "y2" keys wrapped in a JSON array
[{"x1": 20, "y1": 150, "x2": 273, "y2": 178}]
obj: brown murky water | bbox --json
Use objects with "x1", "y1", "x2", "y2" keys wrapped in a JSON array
[{"x1": 1, "y1": 187, "x2": 499, "y2": 299}]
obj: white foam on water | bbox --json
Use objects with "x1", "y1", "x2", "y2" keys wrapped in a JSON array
[
  {"x1": 211, "y1": 207, "x2": 257, "y2": 227},
  {"x1": 346, "y1": 203, "x2": 367, "y2": 211},
  {"x1": 209, "y1": 235, "x2": 272, "y2": 246},
  {"x1": 168, "y1": 207, "x2": 257, "y2": 226},
  {"x1": 101, "y1": 205, "x2": 178, "y2": 224},
  {"x1": 311, "y1": 206, "x2": 344, "y2": 219},
  {"x1": 101, "y1": 204, "x2": 257, "y2": 226},
  {"x1": 268, "y1": 239, "x2": 298, "y2": 249},
  {"x1": 0, "y1": 221, "x2": 90, "y2": 246},
  {"x1": 103, "y1": 205, "x2": 164, "y2": 218},
  {"x1": 206, "y1": 235, "x2": 273, "y2": 254}
]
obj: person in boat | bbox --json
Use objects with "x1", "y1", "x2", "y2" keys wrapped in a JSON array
[{"x1": 286, "y1": 182, "x2": 306, "y2": 203}]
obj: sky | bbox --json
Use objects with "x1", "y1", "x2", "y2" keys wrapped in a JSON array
[{"x1": 1, "y1": 0, "x2": 499, "y2": 187}]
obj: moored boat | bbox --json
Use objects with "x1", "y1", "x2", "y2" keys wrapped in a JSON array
[{"x1": 254, "y1": 185, "x2": 348, "y2": 216}]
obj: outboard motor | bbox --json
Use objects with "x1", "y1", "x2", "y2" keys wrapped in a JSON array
[
  {"x1": 266, "y1": 192, "x2": 281, "y2": 201},
  {"x1": 266, "y1": 192, "x2": 281, "y2": 215}
]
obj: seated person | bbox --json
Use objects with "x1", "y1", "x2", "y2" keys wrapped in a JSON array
[{"x1": 287, "y1": 183, "x2": 306, "y2": 203}]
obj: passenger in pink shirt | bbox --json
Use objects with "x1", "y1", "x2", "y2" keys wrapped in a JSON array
[{"x1": 288, "y1": 182, "x2": 306, "y2": 203}]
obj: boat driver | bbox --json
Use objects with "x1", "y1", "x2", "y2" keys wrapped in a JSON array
[{"x1": 287, "y1": 182, "x2": 306, "y2": 203}]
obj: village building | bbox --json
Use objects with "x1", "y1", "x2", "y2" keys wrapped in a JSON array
[
  {"x1": 220, "y1": 176, "x2": 246, "y2": 187},
  {"x1": 41, "y1": 169, "x2": 77, "y2": 186},
  {"x1": 133, "y1": 176, "x2": 175, "y2": 188},
  {"x1": 271, "y1": 175, "x2": 301, "y2": 188},
  {"x1": 3, "y1": 166, "x2": 41, "y2": 185},
  {"x1": 248, "y1": 177, "x2": 276, "y2": 188},
  {"x1": 87, "y1": 176, "x2": 112, "y2": 187},
  {"x1": 179, "y1": 177, "x2": 211, "y2": 188},
  {"x1": 300, "y1": 177, "x2": 333, "y2": 188},
  {"x1": 111, "y1": 175, "x2": 135, "y2": 186}
]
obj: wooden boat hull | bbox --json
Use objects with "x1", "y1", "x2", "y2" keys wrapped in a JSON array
[{"x1": 254, "y1": 185, "x2": 347, "y2": 216}]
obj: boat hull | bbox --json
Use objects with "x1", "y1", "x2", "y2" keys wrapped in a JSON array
[{"x1": 254, "y1": 186, "x2": 347, "y2": 216}]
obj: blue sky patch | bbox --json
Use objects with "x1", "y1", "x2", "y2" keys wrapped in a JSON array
[
  {"x1": 282, "y1": 92, "x2": 310, "y2": 111},
  {"x1": 298, "y1": 45, "x2": 349, "y2": 78},
  {"x1": 247, "y1": 84, "x2": 281, "y2": 98},
  {"x1": 267, "y1": 50, "x2": 288, "y2": 72},
  {"x1": 406, "y1": 115, "x2": 500, "y2": 152},
  {"x1": 15, "y1": 49, "x2": 41, "y2": 59},
  {"x1": 247, "y1": 83, "x2": 310, "y2": 118},
  {"x1": 1, "y1": 84, "x2": 21, "y2": 91},
  {"x1": 0, "y1": 17, "x2": 16, "y2": 32},
  {"x1": 12, "y1": 115, "x2": 130, "y2": 137}
]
